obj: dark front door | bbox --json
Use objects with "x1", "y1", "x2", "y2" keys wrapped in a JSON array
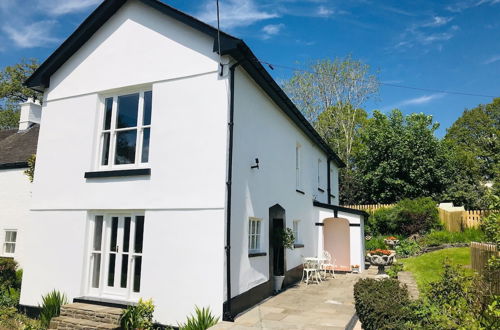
[{"x1": 272, "y1": 218, "x2": 285, "y2": 276}]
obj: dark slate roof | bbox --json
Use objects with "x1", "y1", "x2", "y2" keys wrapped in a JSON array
[
  {"x1": 313, "y1": 200, "x2": 370, "y2": 218},
  {"x1": 25, "y1": 0, "x2": 346, "y2": 167},
  {"x1": 0, "y1": 125, "x2": 39, "y2": 169}
]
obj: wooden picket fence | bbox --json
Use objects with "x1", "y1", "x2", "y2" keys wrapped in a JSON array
[
  {"x1": 441, "y1": 209, "x2": 499, "y2": 232},
  {"x1": 470, "y1": 242, "x2": 499, "y2": 294},
  {"x1": 342, "y1": 204, "x2": 395, "y2": 212}
]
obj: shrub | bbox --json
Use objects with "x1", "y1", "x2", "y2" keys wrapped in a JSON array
[
  {"x1": 365, "y1": 236, "x2": 387, "y2": 251},
  {"x1": 392, "y1": 197, "x2": 441, "y2": 236},
  {"x1": 369, "y1": 207, "x2": 398, "y2": 235},
  {"x1": 0, "y1": 258, "x2": 19, "y2": 290},
  {"x1": 178, "y1": 306, "x2": 219, "y2": 330},
  {"x1": 39, "y1": 290, "x2": 68, "y2": 328},
  {"x1": 480, "y1": 212, "x2": 500, "y2": 246},
  {"x1": 420, "y1": 228, "x2": 486, "y2": 247},
  {"x1": 0, "y1": 288, "x2": 20, "y2": 308},
  {"x1": 353, "y1": 278, "x2": 411, "y2": 330},
  {"x1": 120, "y1": 298, "x2": 155, "y2": 330},
  {"x1": 386, "y1": 262, "x2": 404, "y2": 279},
  {"x1": 0, "y1": 307, "x2": 43, "y2": 330},
  {"x1": 395, "y1": 239, "x2": 420, "y2": 257}
]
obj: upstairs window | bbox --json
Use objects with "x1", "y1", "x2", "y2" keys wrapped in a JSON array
[
  {"x1": 317, "y1": 158, "x2": 323, "y2": 190},
  {"x1": 99, "y1": 90, "x2": 152, "y2": 168},
  {"x1": 295, "y1": 144, "x2": 302, "y2": 190},
  {"x1": 3, "y1": 230, "x2": 17, "y2": 255},
  {"x1": 293, "y1": 220, "x2": 300, "y2": 244}
]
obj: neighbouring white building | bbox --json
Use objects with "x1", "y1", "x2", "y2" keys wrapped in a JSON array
[
  {"x1": 0, "y1": 100, "x2": 41, "y2": 267},
  {"x1": 18, "y1": 0, "x2": 366, "y2": 326}
]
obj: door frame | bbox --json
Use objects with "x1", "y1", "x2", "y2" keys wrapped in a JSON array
[{"x1": 84, "y1": 211, "x2": 144, "y2": 301}]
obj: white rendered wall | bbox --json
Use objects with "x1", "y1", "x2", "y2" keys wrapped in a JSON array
[
  {"x1": 21, "y1": 1, "x2": 228, "y2": 326},
  {"x1": 228, "y1": 67, "x2": 341, "y2": 297},
  {"x1": 0, "y1": 168, "x2": 31, "y2": 266}
]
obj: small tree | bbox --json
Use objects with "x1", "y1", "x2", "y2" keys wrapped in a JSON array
[{"x1": 273, "y1": 227, "x2": 295, "y2": 276}]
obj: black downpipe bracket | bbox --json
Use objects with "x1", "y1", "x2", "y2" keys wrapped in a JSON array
[
  {"x1": 223, "y1": 62, "x2": 240, "y2": 321},
  {"x1": 327, "y1": 158, "x2": 332, "y2": 205}
]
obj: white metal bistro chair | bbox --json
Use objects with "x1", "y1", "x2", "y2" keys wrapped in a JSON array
[
  {"x1": 321, "y1": 250, "x2": 336, "y2": 279},
  {"x1": 301, "y1": 258, "x2": 320, "y2": 285}
]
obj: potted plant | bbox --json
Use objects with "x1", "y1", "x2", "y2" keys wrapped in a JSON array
[
  {"x1": 351, "y1": 264, "x2": 360, "y2": 273},
  {"x1": 384, "y1": 236, "x2": 399, "y2": 249},
  {"x1": 366, "y1": 249, "x2": 395, "y2": 275},
  {"x1": 272, "y1": 227, "x2": 295, "y2": 292}
]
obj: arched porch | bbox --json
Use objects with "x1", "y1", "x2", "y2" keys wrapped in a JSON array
[{"x1": 323, "y1": 217, "x2": 351, "y2": 271}]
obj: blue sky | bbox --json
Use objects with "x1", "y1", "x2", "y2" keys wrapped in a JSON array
[{"x1": 1, "y1": 0, "x2": 499, "y2": 136}]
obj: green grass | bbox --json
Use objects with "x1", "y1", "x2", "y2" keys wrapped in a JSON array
[{"x1": 401, "y1": 247, "x2": 471, "y2": 291}]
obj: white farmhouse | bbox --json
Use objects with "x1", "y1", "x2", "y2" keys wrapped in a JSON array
[
  {"x1": 0, "y1": 100, "x2": 41, "y2": 267},
  {"x1": 18, "y1": 0, "x2": 366, "y2": 326}
]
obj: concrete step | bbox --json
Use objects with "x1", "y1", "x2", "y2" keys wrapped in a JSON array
[
  {"x1": 49, "y1": 315, "x2": 119, "y2": 329},
  {"x1": 49, "y1": 303, "x2": 124, "y2": 329}
]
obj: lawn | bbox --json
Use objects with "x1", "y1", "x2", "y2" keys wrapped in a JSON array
[{"x1": 400, "y1": 247, "x2": 471, "y2": 290}]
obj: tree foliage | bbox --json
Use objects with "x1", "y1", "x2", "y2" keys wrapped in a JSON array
[
  {"x1": 282, "y1": 55, "x2": 378, "y2": 168},
  {"x1": 353, "y1": 109, "x2": 447, "y2": 203},
  {"x1": 444, "y1": 98, "x2": 500, "y2": 182},
  {"x1": 0, "y1": 59, "x2": 41, "y2": 129}
]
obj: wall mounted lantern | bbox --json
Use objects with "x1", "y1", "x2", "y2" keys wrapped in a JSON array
[{"x1": 251, "y1": 158, "x2": 259, "y2": 169}]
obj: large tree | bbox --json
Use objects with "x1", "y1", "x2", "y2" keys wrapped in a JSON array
[
  {"x1": 444, "y1": 98, "x2": 500, "y2": 182},
  {"x1": 0, "y1": 59, "x2": 41, "y2": 129},
  {"x1": 282, "y1": 55, "x2": 379, "y2": 168},
  {"x1": 354, "y1": 109, "x2": 447, "y2": 204}
]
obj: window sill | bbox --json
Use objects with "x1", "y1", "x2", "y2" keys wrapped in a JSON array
[
  {"x1": 296, "y1": 189, "x2": 305, "y2": 195},
  {"x1": 294, "y1": 243, "x2": 304, "y2": 248},
  {"x1": 318, "y1": 187, "x2": 325, "y2": 193},
  {"x1": 248, "y1": 252, "x2": 267, "y2": 258},
  {"x1": 84, "y1": 168, "x2": 151, "y2": 179}
]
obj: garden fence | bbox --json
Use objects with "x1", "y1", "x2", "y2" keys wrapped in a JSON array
[
  {"x1": 342, "y1": 204, "x2": 395, "y2": 212},
  {"x1": 470, "y1": 242, "x2": 499, "y2": 294},
  {"x1": 441, "y1": 209, "x2": 499, "y2": 232}
]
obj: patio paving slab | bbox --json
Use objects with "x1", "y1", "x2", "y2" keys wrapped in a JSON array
[{"x1": 211, "y1": 268, "x2": 378, "y2": 329}]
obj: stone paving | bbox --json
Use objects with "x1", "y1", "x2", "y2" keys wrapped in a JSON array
[
  {"x1": 211, "y1": 268, "x2": 378, "y2": 330},
  {"x1": 398, "y1": 271, "x2": 420, "y2": 299}
]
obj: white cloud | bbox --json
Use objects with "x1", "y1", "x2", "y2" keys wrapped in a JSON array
[
  {"x1": 422, "y1": 16, "x2": 453, "y2": 27},
  {"x1": 398, "y1": 93, "x2": 445, "y2": 107},
  {"x1": 37, "y1": 0, "x2": 101, "y2": 16},
  {"x1": 196, "y1": 0, "x2": 278, "y2": 29},
  {"x1": 483, "y1": 54, "x2": 500, "y2": 64},
  {"x1": 262, "y1": 23, "x2": 285, "y2": 39},
  {"x1": 419, "y1": 32, "x2": 454, "y2": 44},
  {"x1": 2, "y1": 20, "x2": 59, "y2": 48},
  {"x1": 316, "y1": 6, "x2": 334, "y2": 17}
]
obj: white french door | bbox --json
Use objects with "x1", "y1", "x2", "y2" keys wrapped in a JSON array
[{"x1": 87, "y1": 214, "x2": 144, "y2": 299}]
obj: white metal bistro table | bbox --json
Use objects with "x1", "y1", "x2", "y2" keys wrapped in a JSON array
[{"x1": 303, "y1": 257, "x2": 327, "y2": 282}]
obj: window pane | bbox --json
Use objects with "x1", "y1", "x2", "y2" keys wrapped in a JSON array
[
  {"x1": 107, "y1": 254, "x2": 116, "y2": 286},
  {"x1": 91, "y1": 253, "x2": 101, "y2": 288},
  {"x1": 141, "y1": 128, "x2": 150, "y2": 163},
  {"x1": 110, "y1": 217, "x2": 118, "y2": 252},
  {"x1": 93, "y1": 216, "x2": 103, "y2": 251},
  {"x1": 117, "y1": 93, "x2": 139, "y2": 128},
  {"x1": 133, "y1": 256, "x2": 142, "y2": 292},
  {"x1": 143, "y1": 91, "x2": 152, "y2": 126},
  {"x1": 101, "y1": 133, "x2": 111, "y2": 166},
  {"x1": 120, "y1": 254, "x2": 129, "y2": 288},
  {"x1": 134, "y1": 216, "x2": 144, "y2": 253},
  {"x1": 114, "y1": 130, "x2": 137, "y2": 165},
  {"x1": 104, "y1": 97, "x2": 113, "y2": 130},
  {"x1": 123, "y1": 217, "x2": 131, "y2": 253}
]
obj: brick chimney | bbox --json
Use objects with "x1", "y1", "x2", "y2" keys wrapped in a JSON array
[{"x1": 19, "y1": 98, "x2": 42, "y2": 131}]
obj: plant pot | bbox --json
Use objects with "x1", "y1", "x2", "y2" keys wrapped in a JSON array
[
  {"x1": 273, "y1": 275, "x2": 285, "y2": 292},
  {"x1": 384, "y1": 239, "x2": 399, "y2": 249},
  {"x1": 367, "y1": 253, "x2": 396, "y2": 275}
]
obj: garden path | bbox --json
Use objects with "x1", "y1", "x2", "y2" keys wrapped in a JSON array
[{"x1": 211, "y1": 267, "x2": 378, "y2": 330}]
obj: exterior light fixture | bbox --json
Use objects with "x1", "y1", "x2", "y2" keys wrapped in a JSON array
[{"x1": 251, "y1": 158, "x2": 259, "y2": 169}]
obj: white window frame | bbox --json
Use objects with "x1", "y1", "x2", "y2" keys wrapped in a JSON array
[
  {"x1": 96, "y1": 89, "x2": 152, "y2": 170},
  {"x1": 317, "y1": 158, "x2": 323, "y2": 190},
  {"x1": 293, "y1": 220, "x2": 300, "y2": 244},
  {"x1": 295, "y1": 143, "x2": 302, "y2": 190},
  {"x1": 248, "y1": 217, "x2": 262, "y2": 253},
  {"x1": 3, "y1": 230, "x2": 17, "y2": 256}
]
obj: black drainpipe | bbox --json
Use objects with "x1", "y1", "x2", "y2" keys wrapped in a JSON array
[
  {"x1": 327, "y1": 158, "x2": 332, "y2": 205},
  {"x1": 223, "y1": 61, "x2": 240, "y2": 322}
]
